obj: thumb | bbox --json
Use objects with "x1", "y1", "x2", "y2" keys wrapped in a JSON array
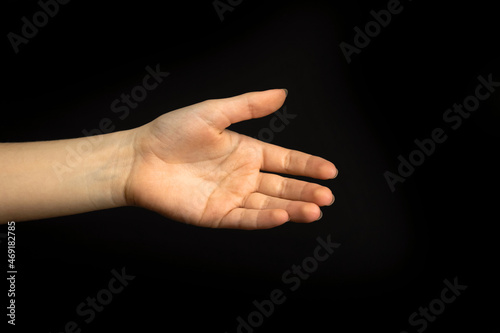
[{"x1": 202, "y1": 89, "x2": 288, "y2": 131}]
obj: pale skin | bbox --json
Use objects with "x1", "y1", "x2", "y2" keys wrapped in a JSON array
[{"x1": 0, "y1": 89, "x2": 337, "y2": 229}]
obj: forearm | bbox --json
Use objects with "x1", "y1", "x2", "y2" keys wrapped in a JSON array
[{"x1": 0, "y1": 129, "x2": 136, "y2": 223}]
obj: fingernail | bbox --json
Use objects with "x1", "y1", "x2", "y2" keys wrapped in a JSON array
[
  {"x1": 327, "y1": 196, "x2": 335, "y2": 206},
  {"x1": 316, "y1": 211, "x2": 323, "y2": 221},
  {"x1": 283, "y1": 88, "x2": 288, "y2": 96}
]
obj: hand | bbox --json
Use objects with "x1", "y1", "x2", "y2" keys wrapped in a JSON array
[{"x1": 124, "y1": 89, "x2": 338, "y2": 229}]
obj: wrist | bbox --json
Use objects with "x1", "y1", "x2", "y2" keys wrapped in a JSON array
[{"x1": 85, "y1": 128, "x2": 138, "y2": 210}]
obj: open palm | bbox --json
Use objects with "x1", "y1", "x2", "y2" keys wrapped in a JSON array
[{"x1": 124, "y1": 89, "x2": 337, "y2": 229}]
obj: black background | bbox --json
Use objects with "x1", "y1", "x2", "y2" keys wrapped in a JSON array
[{"x1": 2, "y1": 0, "x2": 499, "y2": 332}]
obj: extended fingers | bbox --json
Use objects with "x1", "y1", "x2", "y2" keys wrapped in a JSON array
[
  {"x1": 260, "y1": 142, "x2": 338, "y2": 179},
  {"x1": 257, "y1": 172, "x2": 334, "y2": 206},
  {"x1": 243, "y1": 193, "x2": 322, "y2": 223},
  {"x1": 214, "y1": 173, "x2": 334, "y2": 229},
  {"x1": 217, "y1": 208, "x2": 289, "y2": 230}
]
